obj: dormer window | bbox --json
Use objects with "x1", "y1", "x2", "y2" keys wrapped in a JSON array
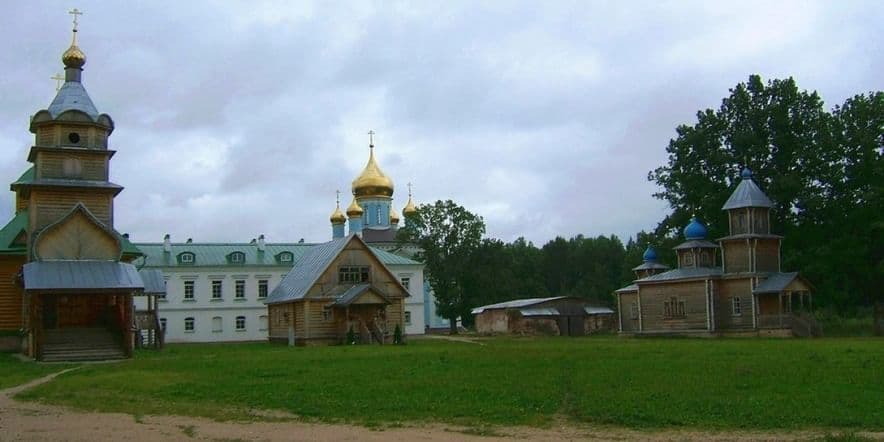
[
  {"x1": 277, "y1": 251, "x2": 293, "y2": 263},
  {"x1": 178, "y1": 252, "x2": 196, "y2": 264},
  {"x1": 228, "y1": 251, "x2": 246, "y2": 264}
]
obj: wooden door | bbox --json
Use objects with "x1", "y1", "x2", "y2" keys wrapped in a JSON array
[{"x1": 42, "y1": 296, "x2": 58, "y2": 329}]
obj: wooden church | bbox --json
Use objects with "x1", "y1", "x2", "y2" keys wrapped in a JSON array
[
  {"x1": 615, "y1": 167, "x2": 817, "y2": 337},
  {"x1": 0, "y1": 15, "x2": 154, "y2": 360}
]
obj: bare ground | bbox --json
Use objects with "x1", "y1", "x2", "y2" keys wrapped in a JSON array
[{"x1": 0, "y1": 370, "x2": 880, "y2": 442}]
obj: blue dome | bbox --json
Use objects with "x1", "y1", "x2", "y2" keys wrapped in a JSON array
[
  {"x1": 741, "y1": 167, "x2": 753, "y2": 179},
  {"x1": 683, "y1": 217, "x2": 707, "y2": 240},
  {"x1": 642, "y1": 246, "x2": 658, "y2": 262}
]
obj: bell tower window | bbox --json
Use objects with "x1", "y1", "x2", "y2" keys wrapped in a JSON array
[
  {"x1": 67, "y1": 132, "x2": 80, "y2": 144},
  {"x1": 62, "y1": 158, "x2": 82, "y2": 178}
]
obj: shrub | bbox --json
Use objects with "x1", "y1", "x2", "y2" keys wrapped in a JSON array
[{"x1": 393, "y1": 324, "x2": 403, "y2": 345}]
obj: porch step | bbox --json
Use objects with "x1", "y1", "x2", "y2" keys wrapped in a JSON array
[{"x1": 41, "y1": 328, "x2": 126, "y2": 362}]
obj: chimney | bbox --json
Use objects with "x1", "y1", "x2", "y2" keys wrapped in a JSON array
[
  {"x1": 257, "y1": 234, "x2": 266, "y2": 252},
  {"x1": 122, "y1": 233, "x2": 130, "y2": 240},
  {"x1": 186, "y1": 238, "x2": 193, "y2": 244},
  {"x1": 163, "y1": 234, "x2": 171, "y2": 252}
]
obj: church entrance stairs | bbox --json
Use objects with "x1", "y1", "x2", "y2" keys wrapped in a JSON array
[{"x1": 40, "y1": 327, "x2": 126, "y2": 362}]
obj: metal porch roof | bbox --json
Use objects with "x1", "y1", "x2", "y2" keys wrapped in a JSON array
[{"x1": 23, "y1": 261, "x2": 144, "y2": 291}]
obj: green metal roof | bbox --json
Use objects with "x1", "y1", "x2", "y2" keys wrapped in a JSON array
[
  {"x1": 135, "y1": 241, "x2": 419, "y2": 268},
  {"x1": 11, "y1": 167, "x2": 34, "y2": 187},
  {"x1": 0, "y1": 211, "x2": 28, "y2": 255},
  {"x1": 119, "y1": 234, "x2": 142, "y2": 257}
]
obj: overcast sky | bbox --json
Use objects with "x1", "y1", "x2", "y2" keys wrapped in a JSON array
[{"x1": 1, "y1": 1, "x2": 881, "y2": 246}]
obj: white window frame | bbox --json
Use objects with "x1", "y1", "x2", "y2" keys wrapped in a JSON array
[
  {"x1": 230, "y1": 252, "x2": 245, "y2": 263},
  {"x1": 235, "y1": 280, "x2": 246, "y2": 299},
  {"x1": 259, "y1": 315, "x2": 268, "y2": 331},
  {"x1": 184, "y1": 317, "x2": 195, "y2": 332},
  {"x1": 180, "y1": 253, "x2": 195, "y2": 264},
  {"x1": 732, "y1": 296, "x2": 742, "y2": 316},
  {"x1": 212, "y1": 316, "x2": 223, "y2": 333},
  {"x1": 400, "y1": 277, "x2": 411, "y2": 291},
  {"x1": 258, "y1": 280, "x2": 268, "y2": 298},
  {"x1": 183, "y1": 280, "x2": 195, "y2": 301},
  {"x1": 404, "y1": 311, "x2": 412, "y2": 325},
  {"x1": 236, "y1": 316, "x2": 246, "y2": 331},
  {"x1": 211, "y1": 280, "x2": 223, "y2": 300}
]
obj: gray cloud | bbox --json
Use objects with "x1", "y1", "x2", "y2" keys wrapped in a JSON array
[{"x1": 1, "y1": 1, "x2": 881, "y2": 246}]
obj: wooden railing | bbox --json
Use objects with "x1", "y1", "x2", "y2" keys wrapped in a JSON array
[{"x1": 791, "y1": 312, "x2": 823, "y2": 337}]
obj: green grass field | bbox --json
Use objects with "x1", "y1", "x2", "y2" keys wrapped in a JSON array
[
  {"x1": 10, "y1": 337, "x2": 884, "y2": 430},
  {"x1": 0, "y1": 352, "x2": 72, "y2": 390}
]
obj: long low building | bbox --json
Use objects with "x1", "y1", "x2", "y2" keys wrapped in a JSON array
[{"x1": 472, "y1": 296, "x2": 614, "y2": 336}]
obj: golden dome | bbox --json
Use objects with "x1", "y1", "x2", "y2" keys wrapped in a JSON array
[
  {"x1": 390, "y1": 206, "x2": 401, "y2": 225},
  {"x1": 62, "y1": 44, "x2": 86, "y2": 69},
  {"x1": 352, "y1": 146, "x2": 394, "y2": 198},
  {"x1": 330, "y1": 204, "x2": 346, "y2": 224},
  {"x1": 403, "y1": 196, "x2": 417, "y2": 216},
  {"x1": 346, "y1": 197, "x2": 364, "y2": 217}
]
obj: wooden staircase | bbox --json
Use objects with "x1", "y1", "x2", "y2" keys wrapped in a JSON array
[
  {"x1": 41, "y1": 328, "x2": 127, "y2": 362},
  {"x1": 791, "y1": 313, "x2": 823, "y2": 338}
]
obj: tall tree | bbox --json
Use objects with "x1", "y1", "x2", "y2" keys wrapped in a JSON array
[
  {"x1": 398, "y1": 200, "x2": 485, "y2": 333},
  {"x1": 649, "y1": 75, "x2": 882, "y2": 311}
]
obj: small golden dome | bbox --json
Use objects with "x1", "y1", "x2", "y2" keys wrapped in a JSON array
[
  {"x1": 403, "y1": 197, "x2": 417, "y2": 216},
  {"x1": 330, "y1": 204, "x2": 346, "y2": 224},
  {"x1": 62, "y1": 44, "x2": 86, "y2": 68},
  {"x1": 346, "y1": 198, "x2": 364, "y2": 217},
  {"x1": 390, "y1": 207, "x2": 401, "y2": 225},
  {"x1": 352, "y1": 146, "x2": 394, "y2": 198}
]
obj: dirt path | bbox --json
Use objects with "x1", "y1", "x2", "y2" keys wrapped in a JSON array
[{"x1": 0, "y1": 370, "x2": 880, "y2": 441}]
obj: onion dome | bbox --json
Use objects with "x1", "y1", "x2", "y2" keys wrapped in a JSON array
[
  {"x1": 390, "y1": 206, "x2": 401, "y2": 225},
  {"x1": 683, "y1": 217, "x2": 708, "y2": 240},
  {"x1": 403, "y1": 197, "x2": 417, "y2": 216},
  {"x1": 352, "y1": 145, "x2": 394, "y2": 198},
  {"x1": 62, "y1": 43, "x2": 86, "y2": 69},
  {"x1": 741, "y1": 167, "x2": 753, "y2": 179},
  {"x1": 329, "y1": 204, "x2": 346, "y2": 224},
  {"x1": 642, "y1": 246, "x2": 658, "y2": 262},
  {"x1": 346, "y1": 198, "x2": 363, "y2": 217}
]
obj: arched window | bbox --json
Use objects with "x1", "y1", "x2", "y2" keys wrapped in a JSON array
[{"x1": 228, "y1": 251, "x2": 245, "y2": 264}]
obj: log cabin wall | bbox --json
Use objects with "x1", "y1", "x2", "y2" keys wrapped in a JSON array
[
  {"x1": 29, "y1": 190, "x2": 112, "y2": 231},
  {"x1": 640, "y1": 280, "x2": 708, "y2": 332},
  {"x1": 618, "y1": 293, "x2": 639, "y2": 332},
  {"x1": 716, "y1": 278, "x2": 754, "y2": 330},
  {"x1": 755, "y1": 239, "x2": 781, "y2": 273},
  {"x1": 36, "y1": 152, "x2": 108, "y2": 181},
  {"x1": 723, "y1": 240, "x2": 751, "y2": 273},
  {"x1": 0, "y1": 256, "x2": 26, "y2": 330}
]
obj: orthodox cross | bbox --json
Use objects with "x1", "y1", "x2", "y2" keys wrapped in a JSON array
[
  {"x1": 335, "y1": 189, "x2": 341, "y2": 207},
  {"x1": 367, "y1": 130, "x2": 375, "y2": 146},
  {"x1": 51, "y1": 73, "x2": 64, "y2": 91},
  {"x1": 69, "y1": 8, "x2": 83, "y2": 31},
  {"x1": 407, "y1": 182, "x2": 413, "y2": 198}
]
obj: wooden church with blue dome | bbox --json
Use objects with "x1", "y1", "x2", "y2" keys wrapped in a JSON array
[{"x1": 615, "y1": 167, "x2": 817, "y2": 336}]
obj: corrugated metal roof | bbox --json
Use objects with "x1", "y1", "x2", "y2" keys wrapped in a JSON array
[
  {"x1": 23, "y1": 261, "x2": 143, "y2": 291},
  {"x1": 519, "y1": 307, "x2": 560, "y2": 317},
  {"x1": 10, "y1": 167, "x2": 34, "y2": 187},
  {"x1": 48, "y1": 81, "x2": 100, "y2": 120},
  {"x1": 631, "y1": 262, "x2": 669, "y2": 271},
  {"x1": 471, "y1": 296, "x2": 571, "y2": 314},
  {"x1": 138, "y1": 269, "x2": 166, "y2": 295},
  {"x1": 636, "y1": 267, "x2": 722, "y2": 283},
  {"x1": 333, "y1": 283, "x2": 391, "y2": 306},
  {"x1": 718, "y1": 233, "x2": 783, "y2": 241},
  {"x1": 265, "y1": 236, "x2": 352, "y2": 305},
  {"x1": 135, "y1": 241, "x2": 417, "y2": 268},
  {"x1": 585, "y1": 306, "x2": 615, "y2": 315},
  {"x1": 615, "y1": 284, "x2": 638, "y2": 293},
  {"x1": 19, "y1": 178, "x2": 123, "y2": 191},
  {"x1": 673, "y1": 240, "x2": 720, "y2": 250},
  {"x1": 722, "y1": 177, "x2": 773, "y2": 210},
  {"x1": 0, "y1": 211, "x2": 28, "y2": 254},
  {"x1": 753, "y1": 272, "x2": 800, "y2": 294}
]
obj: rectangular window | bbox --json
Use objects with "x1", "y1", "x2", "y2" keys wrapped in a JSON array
[
  {"x1": 235, "y1": 280, "x2": 245, "y2": 299},
  {"x1": 236, "y1": 316, "x2": 246, "y2": 331},
  {"x1": 339, "y1": 266, "x2": 370, "y2": 283},
  {"x1": 630, "y1": 302, "x2": 639, "y2": 320},
  {"x1": 404, "y1": 311, "x2": 412, "y2": 325},
  {"x1": 159, "y1": 318, "x2": 167, "y2": 331},
  {"x1": 184, "y1": 317, "x2": 195, "y2": 332},
  {"x1": 664, "y1": 297, "x2": 686, "y2": 318},
  {"x1": 184, "y1": 281, "x2": 195, "y2": 300},
  {"x1": 731, "y1": 296, "x2": 742, "y2": 316},
  {"x1": 322, "y1": 308, "x2": 332, "y2": 321},
  {"x1": 212, "y1": 316, "x2": 222, "y2": 332},
  {"x1": 212, "y1": 280, "x2": 223, "y2": 299},
  {"x1": 400, "y1": 277, "x2": 411, "y2": 291},
  {"x1": 258, "y1": 280, "x2": 268, "y2": 298}
]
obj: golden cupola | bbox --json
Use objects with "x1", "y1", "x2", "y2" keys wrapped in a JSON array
[
  {"x1": 390, "y1": 206, "x2": 401, "y2": 225},
  {"x1": 403, "y1": 183, "x2": 418, "y2": 216},
  {"x1": 346, "y1": 197, "x2": 364, "y2": 217},
  {"x1": 352, "y1": 145, "x2": 394, "y2": 198},
  {"x1": 329, "y1": 197, "x2": 346, "y2": 224},
  {"x1": 62, "y1": 14, "x2": 86, "y2": 69}
]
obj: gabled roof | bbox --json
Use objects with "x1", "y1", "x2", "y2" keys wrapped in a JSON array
[
  {"x1": 0, "y1": 211, "x2": 28, "y2": 255},
  {"x1": 632, "y1": 262, "x2": 669, "y2": 271},
  {"x1": 333, "y1": 283, "x2": 391, "y2": 306},
  {"x1": 722, "y1": 177, "x2": 773, "y2": 210},
  {"x1": 23, "y1": 261, "x2": 143, "y2": 292},
  {"x1": 470, "y1": 296, "x2": 571, "y2": 315},
  {"x1": 265, "y1": 234, "x2": 411, "y2": 305},
  {"x1": 753, "y1": 272, "x2": 814, "y2": 294},
  {"x1": 635, "y1": 267, "x2": 723, "y2": 283}
]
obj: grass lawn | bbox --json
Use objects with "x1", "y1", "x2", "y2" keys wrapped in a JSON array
[
  {"x1": 13, "y1": 337, "x2": 884, "y2": 430},
  {"x1": 0, "y1": 352, "x2": 72, "y2": 390}
]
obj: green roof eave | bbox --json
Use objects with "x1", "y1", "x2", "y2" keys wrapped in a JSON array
[
  {"x1": 10, "y1": 167, "x2": 35, "y2": 189},
  {"x1": 0, "y1": 211, "x2": 29, "y2": 253}
]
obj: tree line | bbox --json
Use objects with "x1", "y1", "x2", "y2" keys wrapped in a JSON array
[{"x1": 401, "y1": 76, "x2": 882, "y2": 331}]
